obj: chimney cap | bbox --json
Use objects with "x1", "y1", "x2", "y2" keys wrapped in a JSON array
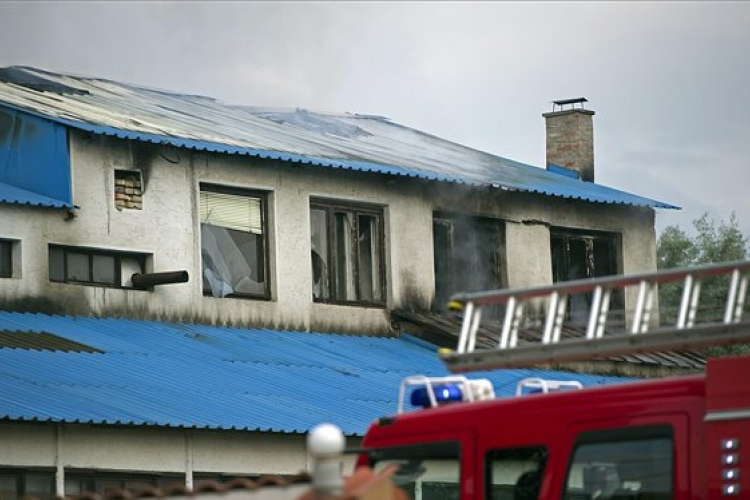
[{"x1": 551, "y1": 97, "x2": 588, "y2": 112}]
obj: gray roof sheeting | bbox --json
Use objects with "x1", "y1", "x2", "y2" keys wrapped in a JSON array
[{"x1": 0, "y1": 66, "x2": 676, "y2": 209}]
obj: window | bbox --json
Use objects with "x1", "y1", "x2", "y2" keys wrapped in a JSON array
[
  {"x1": 310, "y1": 199, "x2": 385, "y2": 305},
  {"x1": 433, "y1": 213, "x2": 505, "y2": 311},
  {"x1": 65, "y1": 472, "x2": 183, "y2": 496},
  {"x1": 563, "y1": 426, "x2": 673, "y2": 500},
  {"x1": 367, "y1": 441, "x2": 460, "y2": 500},
  {"x1": 200, "y1": 184, "x2": 270, "y2": 299},
  {"x1": 0, "y1": 469, "x2": 55, "y2": 500},
  {"x1": 0, "y1": 239, "x2": 13, "y2": 278},
  {"x1": 49, "y1": 245, "x2": 147, "y2": 288},
  {"x1": 114, "y1": 170, "x2": 143, "y2": 210},
  {"x1": 486, "y1": 446, "x2": 547, "y2": 500},
  {"x1": 550, "y1": 228, "x2": 622, "y2": 325}
]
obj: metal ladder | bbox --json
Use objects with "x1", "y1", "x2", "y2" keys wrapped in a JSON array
[{"x1": 441, "y1": 260, "x2": 750, "y2": 373}]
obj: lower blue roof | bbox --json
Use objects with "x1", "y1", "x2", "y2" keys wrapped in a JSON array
[{"x1": 0, "y1": 313, "x2": 631, "y2": 436}]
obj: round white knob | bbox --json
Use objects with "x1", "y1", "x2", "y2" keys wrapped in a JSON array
[{"x1": 307, "y1": 423, "x2": 345, "y2": 458}]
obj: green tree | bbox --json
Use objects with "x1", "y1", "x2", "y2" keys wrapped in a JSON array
[{"x1": 656, "y1": 212, "x2": 749, "y2": 355}]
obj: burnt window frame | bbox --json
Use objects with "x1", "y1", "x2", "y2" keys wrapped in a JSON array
[
  {"x1": 310, "y1": 198, "x2": 386, "y2": 307},
  {"x1": 0, "y1": 238, "x2": 14, "y2": 278},
  {"x1": 199, "y1": 183, "x2": 271, "y2": 300},
  {"x1": 432, "y1": 211, "x2": 507, "y2": 312},
  {"x1": 48, "y1": 245, "x2": 148, "y2": 289},
  {"x1": 550, "y1": 227, "x2": 623, "y2": 324}
]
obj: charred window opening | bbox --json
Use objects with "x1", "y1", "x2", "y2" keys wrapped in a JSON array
[
  {"x1": 114, "y1": 170, "x2": 143, "y2": 210},
  {"x1": 0, "y1": 239, "x2": 13, "y2": 278},
  {"x1": 310, "y1": 199, "x2": 385, "y2": 306},
  {"x1": 433, "y1": 213, "x2": 505, "y2": 312},
  {"x1": 550, "y1": 228, "x2": 622, "y2": 324},
  {"x1": 48, "y1": 245, "x2": 148, "y2": 288},
  {"x1": 200, "y1": 184, "x2": 270, "y2": 299}
]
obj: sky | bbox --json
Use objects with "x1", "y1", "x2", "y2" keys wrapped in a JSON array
[{"x1": 1, "y1": 1, "x2": 749, "y2": 238}]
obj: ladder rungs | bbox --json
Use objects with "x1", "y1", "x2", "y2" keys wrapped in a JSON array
[{"x1": 441, "y1": 321, "x2": 750, "y2": 373}]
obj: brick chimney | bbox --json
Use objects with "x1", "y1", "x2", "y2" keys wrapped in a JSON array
[{"x1": 543, "y1": 98, "x2": 595, "y2": 182}]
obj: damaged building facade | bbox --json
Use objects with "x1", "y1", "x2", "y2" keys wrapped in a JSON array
[
  {"x1": 0, "y1": 70, "x2": 673, "y2": 333},
  {"x1": 0, "y1": 67, "x2": 677, "y2": 498}
]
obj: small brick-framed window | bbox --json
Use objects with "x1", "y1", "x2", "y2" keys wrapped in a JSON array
[
  {"x1": 114, "y1": 170, "x2": 143, "y2": 210},
  {"x1": 49, "y1": 245, "x2": 148, "y2": 288}
]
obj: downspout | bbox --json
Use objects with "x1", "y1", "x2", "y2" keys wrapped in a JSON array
[
  {"x1": 185, "y1": 430, "x2": 194, "y2": 489},
  {"x1": 54, "y1": 424, "x2": 64, "y2": 496}
]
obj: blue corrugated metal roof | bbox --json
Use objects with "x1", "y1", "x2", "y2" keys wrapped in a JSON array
[
  {"x1": 0, "y1": 313, "x2": 631, "y2": 436},
  {"x1": 0, "y1": 181, "x2": 76, "y2": 209},
  {"x1": 0, "y1": 66, "x2": 677, "y2": 209}
]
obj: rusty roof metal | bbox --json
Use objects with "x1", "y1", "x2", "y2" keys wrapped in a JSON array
[{"x1": 0, "y1": 66, "x2": 677, "y2": 210}]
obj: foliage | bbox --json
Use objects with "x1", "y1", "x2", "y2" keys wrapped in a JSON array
[{"x1": 656, "y1": 213, "x2": 749, "y2": 356}]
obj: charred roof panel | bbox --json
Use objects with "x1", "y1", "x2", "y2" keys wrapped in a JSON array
[{"x1": 0, "y1": 66, "x2": 677, "y2": 209}]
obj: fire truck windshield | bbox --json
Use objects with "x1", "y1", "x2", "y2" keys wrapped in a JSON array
[{"x1": 365, "y1": 441, "x2": 460, "y2": 500}]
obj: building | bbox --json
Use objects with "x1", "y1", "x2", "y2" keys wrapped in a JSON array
[{"x1": 0, "y1": 66, "x2": 679, "y2": 498}]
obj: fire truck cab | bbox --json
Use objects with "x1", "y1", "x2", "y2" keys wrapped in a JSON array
[{"x1": 358, "y1": 261, "x2": 750, "y2": 500}]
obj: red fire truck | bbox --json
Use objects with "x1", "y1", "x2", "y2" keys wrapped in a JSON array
[{"x1": 358, "y1": 261, "x2": 750, "y2": 500}]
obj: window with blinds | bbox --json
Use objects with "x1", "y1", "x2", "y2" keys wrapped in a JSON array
[{"x1": 199, "y1": 184, "x2": 270, "y2": 299}]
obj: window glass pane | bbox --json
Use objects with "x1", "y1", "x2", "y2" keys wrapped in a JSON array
[
  {"x1": 371, "y1": 443, "x2": 460, "y2": 500},
  {"x1": 564, "y1": 432, "x2": 672, "y2": 499},
  {"x1": 0, "y1": 240, "x2": 11, "y2": 278},
  {"x1": 311, "y1": 208, "x2": 330, "y2": 300},
  {"x1": 49, "y1": 246, "x2": 65, "y2": 282},
  {"x1": 67, "y1": 252, "x2": 90, "y2": 281},
  {"x1": 202, "y1": 224, "x2": 266, "y2": 297},
  {"x1": 334, "y1": 211, "x2": 355, "y2": 301},
  {"x1": 0, "y1": 476, "x2": 18, "y2": 500},
  {"x1": 25, "y1": 473, "x2": 54, "y2": 499},
  {"x1": 99, "y1": 479, "x2": 125, "y2": 497},
  {"x1": 64, "y1": 478, "x2": 82, "y2": 495},
  {"x1": 358, "y1": 214, "x2": 381, "y2": 302},
  {"x1": 487, "y1": 447, "x2": 546, "y2": 500},
  {"x1": 93, "y1": 254, "x2": 116, "y2": 284}
]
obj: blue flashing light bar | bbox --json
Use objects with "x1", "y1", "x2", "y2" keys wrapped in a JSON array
[{"x1": 410, "y1": 384, "x2": 465, "y2": 408}]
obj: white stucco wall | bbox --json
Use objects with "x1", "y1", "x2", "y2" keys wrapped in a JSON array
[
  {"x1": 0, "y1": 131, "x2": 658, "y2": 333},
  {"x1": 0, "y1": 422, "x2": 360, "y2": 494}
]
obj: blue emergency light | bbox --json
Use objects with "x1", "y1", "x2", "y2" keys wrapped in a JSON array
[{"x1": 410, "y1": 384, "x2": 464, "y2": 408}]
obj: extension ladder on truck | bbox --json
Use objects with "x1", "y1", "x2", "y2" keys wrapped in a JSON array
[{"x1": 440, "y1": 260, "x2": 750, "y2": 373}]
